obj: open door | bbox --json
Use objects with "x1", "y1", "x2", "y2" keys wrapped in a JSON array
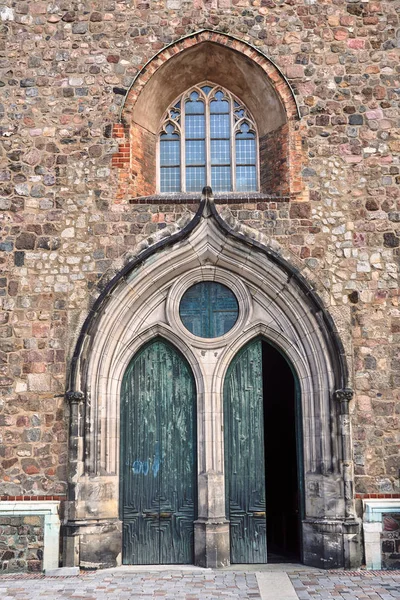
[
  {"x1": 224, "y1": 339, "x2": 267, "y2": 563},
  {"x1": 224, "y1": 338, "x2": 301, "y2": 563}
]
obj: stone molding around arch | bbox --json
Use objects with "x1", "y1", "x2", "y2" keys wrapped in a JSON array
[
  {"x1": 111, "y1": 29, "x2": 306, "y2": 201},
  {"x1": 65, "y1": 190, "x2": 360, "y2": 571}
]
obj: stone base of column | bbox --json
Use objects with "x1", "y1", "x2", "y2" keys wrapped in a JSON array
[
  {"x1": 63, "y1": 528, "x2": 79, "y2": 567},
  {"x1": 194, "y1": 519, "x2": 230, "y2": 568},
  {"x1": 63, "y1": 519, "x2": 122, "y2": 569},
  {"x1": 302, "y1": 518, "x2": 361, "y2": 569}
]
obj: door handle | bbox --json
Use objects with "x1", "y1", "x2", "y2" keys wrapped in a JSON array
[
  {"x1": 144, "y1": 512, "x2": 159, "y2": 518},
  {"x1": 160, "y1": 512, "x2": 173, "y2": 519},
  {"x1": 251, "y1": 511, "x2": 266, "y2": 518}
]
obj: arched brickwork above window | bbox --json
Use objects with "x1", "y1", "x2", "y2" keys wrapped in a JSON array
[{"x1": 112, "y1": 30, "x2": 305, "y2": 202}]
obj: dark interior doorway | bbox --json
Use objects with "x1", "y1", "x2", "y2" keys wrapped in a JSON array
[{"x1": 262, "y1": 340, "x2": 301, "y2": 563}]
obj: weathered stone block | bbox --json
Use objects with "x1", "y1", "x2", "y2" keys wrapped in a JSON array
[
  {"x1": 27, "y1": 374, "x2": 51, "y2": 392},
  {"x1": 72, "y1": 22, "x2": 87, "y2": 34},
  {"x1": 384, "y1": 233, "x2": 399, "y2": 248},
  {"x1": 15, "y1": 233, "x2": 36, "y2": 250}
]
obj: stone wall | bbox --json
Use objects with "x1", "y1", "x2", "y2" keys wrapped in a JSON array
[
  {"x1": 0, "y1": 515, "x2": 43, "y2": 573},
  {"x1": 381, "y1": 513, "x2": 400, "y2": 570},
  {"x1": 0, "y1": 0, "x2": 399, "y2": 512}
]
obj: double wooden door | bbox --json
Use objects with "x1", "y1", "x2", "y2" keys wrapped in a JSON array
[{"x1": 120, "y1": 339, "x2": 196, "y2": 564}]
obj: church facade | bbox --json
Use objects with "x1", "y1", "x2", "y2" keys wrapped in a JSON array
[{"x1": 1, "y1": 1, "x2": 399, "y2": 573}]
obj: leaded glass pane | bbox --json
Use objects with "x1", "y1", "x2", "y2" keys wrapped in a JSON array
[
  {"x1": 211, "y1": 139, "x2": 230, "y2": 165},
  {"x1": 160, "y1": 140, "x2": 180, "y2": 166},
  {"x1": 160, "y1": 167, "x2": 181, "y2": 193},
  {"x1": 236, "y1": 122, "x2": 254, "y2": 139},
  {"x1": 235, "y1": 121, "x2": 256, "y2": 191},
  {"x1": 212, "y1": 166, "x2": 232, "y2": 192},
  {"x1": 185, "y1": 92, "x2": 204, "y2": 114},
  {"x1": 210, "y1": 91, "x2": 231, "y2": 192},
  {"x1": 210, "y1": 91, "x2": 229, "y2": 114},
  {"x1": 186, "y1": 166, "x2": 206, "y2": 192},
  {"x1": 169, "y1": 109, "x2": 180, "y2": 121},
  {"x1": 236, "y1": 138, "x2": 256, "y2": 165},
  {"x1": 236, "y1": 166, "x2": 257, "y2": 192},
  {"x1": 186, "y1": 140, "x2": 205, "y2": 166},
  {"x1": 234, "y1": 108, "x2": 245, "y2": 119},
  {"x1": 159, "y1": 84, "x2": 258, "y2": 193},
  {"x1": 210, "y1": 114, "x2": 230, "y2": 138},
  {"x1": 186, "y1": 114, "x2": 205, "y2": 139},
  {"x1": 160, "y1": 123, "x2": 181, "y2": 191},
  {"x1": 179, "y1": 281, "x2": 238, "y2": 338},
  {"x1": 161, "y1": 123, "x2": 179, "y2": 139}
]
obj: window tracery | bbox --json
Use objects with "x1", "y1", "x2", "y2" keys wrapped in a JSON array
[{"x1": 158, "y1": 83, "x2": 258, "y2": 193}]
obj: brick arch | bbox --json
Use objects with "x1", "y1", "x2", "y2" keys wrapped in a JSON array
[
  {"x1": 122, "y1": 29, "x2": 300, "y2": 125},
  {"x1": 112, "y1": 29, "x2": 305, "y2": 201}
]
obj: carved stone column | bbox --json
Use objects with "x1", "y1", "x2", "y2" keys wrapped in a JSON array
[
  {"x1": 335, "y1": 388, "x2": 355, "y2": 519},
  {"x1": 334, "y1": 388, "x2": 355, "y2": 520},
  {"x1": 334, "y1": 387, "x2": 362, "y2": 568},
  {"x1": 194, "y1": 384, "x2": 230, "y2": 568},
  {"x1": 66, "y1": 391, "x2": 85, "y2": 484},
  {"x1": 64, "y1": 390, "x2": 84, "y2": 567}
]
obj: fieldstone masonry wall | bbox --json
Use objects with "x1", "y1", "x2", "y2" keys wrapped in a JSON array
[
  {"x1": 381, "y1": 513, "x2": 400, "y2": 570},
  {"x1": 0, "y1": 0, "x2": 399, "y2": 568},
  {"x1": 0, "y1": 515, "x2": 44, "y2": 573}
]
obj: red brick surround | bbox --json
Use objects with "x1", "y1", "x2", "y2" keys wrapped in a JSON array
[
  {"x1": 355, "y1": 494, "x2": 400, "y2": 499},
  {"x1": 0, "y1": 496, "x2": 66, "y2": 502}
]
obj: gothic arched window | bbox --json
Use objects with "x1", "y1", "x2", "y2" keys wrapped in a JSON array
[{"x1": 158, "y1": 83, "x2": 258, "y2": 194}]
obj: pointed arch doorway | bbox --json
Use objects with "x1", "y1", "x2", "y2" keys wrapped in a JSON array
[
  {"x1": 66, "y1": 195, "x2": 360, "y2": 570},
  {"x1": 224, "y1": 337, "x2": 302, "y2": 564},
  {"x1": 120, "y1": 338, "x2": 197, "y2": 565}
]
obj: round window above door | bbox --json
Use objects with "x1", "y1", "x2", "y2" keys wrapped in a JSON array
[
  {"x1": 166, "y1": 267, "x2": 251, "y2": 349},
  {"x1": 179, "y1": 281, "x2": 239, "y2": 338}
]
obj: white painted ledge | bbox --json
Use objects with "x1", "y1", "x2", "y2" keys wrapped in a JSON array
[
  {"x1": 0, "y1": 501, "x2": 60, "y2": 571},
  {"x1": 363, "y1": 499, "x2": 400, "y2": 570}
]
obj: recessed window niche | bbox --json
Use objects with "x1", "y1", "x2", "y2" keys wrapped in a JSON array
[{"x1": 113, "y1": 33, "x2": 300, "y2": 201}]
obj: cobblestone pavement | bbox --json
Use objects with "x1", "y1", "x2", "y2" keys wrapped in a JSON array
[
  {"x1": 0, "y1": 570, "x2": 260, "y2": 600},
  {"x1": 290, "y1": 572, "x2": 400, "y2": 600},
  {"x1": 0, "y1": 569, "x2": 399, "y2": 600}
]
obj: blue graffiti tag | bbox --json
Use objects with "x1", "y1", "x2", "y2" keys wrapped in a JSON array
[{"x1": 132, "y1": 442, "x2": 161, "y2": 478}]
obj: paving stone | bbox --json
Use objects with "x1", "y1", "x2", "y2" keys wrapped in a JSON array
[
  {"x1": 0, "y1": 569, "x2": 399, "y2": 600},
  {"x1": 290, "y1": 572, "x2": 400, "y2": 600}
]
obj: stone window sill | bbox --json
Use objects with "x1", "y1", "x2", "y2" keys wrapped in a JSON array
[{"x1": 129, "y1": 192, "x2": 291, "y2": 205}]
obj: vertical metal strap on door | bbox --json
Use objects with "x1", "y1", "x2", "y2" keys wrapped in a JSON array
[
  {"x1": 121, "y1": 339, "x2": 196, "y2": 565},
  {"x1": 224, "y1": 338, "x2": 267, "y2": 563}
]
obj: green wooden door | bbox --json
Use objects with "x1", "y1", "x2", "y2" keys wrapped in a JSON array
[
  {"x1": 224, "y1": 338, "x2": 267, "y2": 563},
  {"x1": 121, "y1": 339, "x2": 196, "y2": 564}
]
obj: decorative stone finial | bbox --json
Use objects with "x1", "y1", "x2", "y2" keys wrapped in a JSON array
[{"x1": 201, "y1": 186, "x2": 214, "y2": 217}]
